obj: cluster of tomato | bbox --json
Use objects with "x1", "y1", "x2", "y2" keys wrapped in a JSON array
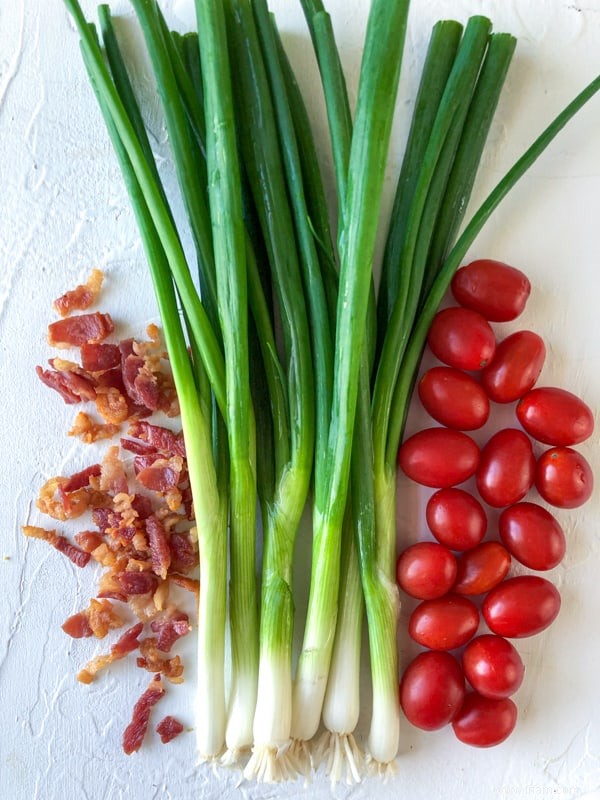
[{"x1": 396, "y1": 259, "x2": 594, "y2": 748}]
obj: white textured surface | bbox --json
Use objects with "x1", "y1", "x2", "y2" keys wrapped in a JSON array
[{"x1": 1, "y1": 1, "x2": 600, "y2": 798}]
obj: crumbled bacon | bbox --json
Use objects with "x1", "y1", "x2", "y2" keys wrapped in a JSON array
[
  {"x1": 133, "y1": 453, "x2": 163, "y2": 473},
  {"x1": 77, "y1": 621, "x2": 144, "y2": 684},
  {"x1": 168, "y1": 573, "x2": 200, "y2": 597},
  {"x1": 111, "y1": 621, "x2": 144, "y2": 657},
  {"x1": 136, "y1": 638, "x2": 184, "y2": 683},
  {"x1": 127, "y1": 421, "x2": 185, "y2": 457},
  {"x1": 150, "y1": 612, "x2": 190, "y2": 652},
  {"x1": 36, "y1": 477, "x2": 94, "y2": 521},
  {"x1": 48, "y1": 311, "x2": 114, "y2": 348},
  {"x1": 62, "y1": 611, "x2": 94, "y2": 639},
  {"x1": 62, "y1": 464, "x2": 102, "y2": 493},
  {"x1": 95, "y1": 387, "x2": 129, "y2": 424},
  {"x1": 80, "y1": 342, "x2": 121, "y2": 371},
  {"x1": 137, "y1": 457, "x2": 183, "y2": 493},
  {"x1": 99, "y1": 446, "x2": 128, "y2": 495},
  {"x1": 145, "y1": 516, "x2": 171, "y2": 580},
  {"x1": 75, "y1": 530, "x2": 105, "y2": 553},
  {"x1": 118, "y1": 571, "x2": 159, "y2": 596},
  {"x1": 36, "y1": 364, "x2": 96, "y2": 404},
  {"x1": 23, "y1": 525, "x2": 91, "y2": 567},
  {"x1": 156, "y1": 715, "x2": 184, "y2": 744},
  {"x1": 53, "y1": 268, "x2": 104, "y2": 317},
  {"x1": 131, "y1": 494, "x2": 153, "y2": 520},
  {"x1": 120, "y1": 438, "x2": 156, "y2": 456},
  {"x1": 169, "y1": 533, "x2": 198, "y2": 573},
  {"x1": 69, "y1": 411, "x2": 120, "y2": 444},
  {"x1": 122, "y1": 674, "x2": 165, "y2": 755}
]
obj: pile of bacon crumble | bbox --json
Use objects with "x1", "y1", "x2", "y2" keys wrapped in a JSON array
[{"x1": 23, "y1": 269, "x2": 198, "y2": 755}]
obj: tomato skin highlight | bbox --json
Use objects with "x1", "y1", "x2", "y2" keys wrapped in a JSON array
[
  {"x1": 426, "y1": 488, "x2": 487, "y2": 550},
  {"x1": 482, "y1": 575, "x2": 561, "y2": 638},
  {"x1": 453, "y1": 542, "x2": 511, "y2": 596},
  {"x1": 462, "y1": 635, "x2": 524, "y2": 699},
  {"x1": 427, "y1": 307, "x2": 496, "y2": 371},
  {"x1": 499, "y1": 502, "x2": 566, "y2": 570},
  {"x1": 452, "y1": 692, "x2": 518, "y2": 747},
  {"x1": 517, "y1": 387, "x2": 594, "y2": 446},
  {"x1": 418, "y1": 367, "x2": 490, "y2": 430},
  {"x1": 451, "y1": 259, "x2": 531, "y2": 322},
  {"x1": 481, "y1": 330, "x2": 546, "y2": 403},
  {"x1": 396, "y1": 542, "x2": 457, "y2": 600},
  {"x1": 400, "y1": 651, "x2": 465, "y2": 731},
  {"x1": 399, "y1": 428, "x2": 480, "y2": 489},
  {"x1": 476, "y1": 428, "x2": 535, "y2": 508},
  {"x1": 409, "y1": 594, "x2": 480, "y2": 650},
  {"x1": 535, "y1": 446, "x2": 594, "y2": 508}
]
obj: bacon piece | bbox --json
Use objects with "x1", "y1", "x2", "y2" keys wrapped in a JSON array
[
  {"x1": 145, "y1": 516, "x2": 171, "y2": 580},
  {"x1": 75, "y1": 531, "x2": 105, "y2": 553},
  {"x1": 22, "y1": 525, "x2": 91, "y2": 567},
  {"x1": 127, "y1": 421, "x2": 185, "y2": 457},
  {"x1": 88, "y1": 598, "x2": 124, "y2": 638},
  {"x1": 111, "y1": 621, "x2": 144, "y2": 657},
  {"x1": 62, "y1": 464, "x2": 102, "y2": 493},
  {"x1": 120, "y1": 438, "x2": 156, "y2": 456},
  {"x1": 62, "y1": 611, "x2": 93, "y2": 639},
  {"x1": 168, "y1": 573, "x2": 200, "y2": 597},
  {"x1": 133, "y1": 453, "x2": 163, "y2": 474},
  {"x1": 92, "y1": 506, "x2": 119, "y2": 534},
  {"x1": 69, "y1": 411, "x2": 120, "y2": 443},
  {"x1": 118, "y1": 571, "x2": 159, "y2": 596},
  {"x1": 95, "y1": 387, "x2": 129, "y2": 424},
  {"x1": 169, "y1": 533, "x2": 198, "y2": 572},
  {"x1": 137, "y1": 458, "x2": 182, "y2": 493},
  {"x1": 156, "y1": 715, "x2": 184, "y2": 744},
  {"x1": 36, "y1": 364, "x2": 96, "y2": 404},
  {"x1": 136, "y1": 638, "x2": 184, "y2": 683},
  {"x1": 97, "y1": 571, "x2": 127, "y2": 602},
  {"x1": 122, "y1": 674, "x2": 165, "y2": 755},
  {"x1": 80, "y1": 342, "x2": 121, "y2": 371},
  {"x1": 131, "y1": 494, "x2": 153, "y2": 520},
  {"x1": 53, "y1": 268, "x2": 104, "y2": 317},
  {"x1": 48, "y1": 312, "x2": 114, "y2": 348},
  {"x1": 150, "y1": 612, "x2": 190, "y2": 653},
  {"x1": 99, "y1": 446, "x2": 128, "y2": 495}
]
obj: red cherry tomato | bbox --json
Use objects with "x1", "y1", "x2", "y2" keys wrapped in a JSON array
[
  {"x1": 427, "y1": 307, "x2": 496, "y2": 371},
  {"x1": 481, "y1": 331, "x2": 546, "y2": 403},
  {"x1": 535, "y1": 447, "x2": 593, "y2": 508},
  {"x1": 398, "y1": 428, "x2": 480, "y2": 488},
  {"x1": 426, "y1": 488, "x2": 487, "y2": 550},
  {"x1": 409, "y1": 594, "x2": 479, "y2": 650},
  {"x1": 451, "y1": 259, "x2": 531, "y2": 322},
  {"x1": 462, "y1": 635, "x2": 524, "y2": 699},
  {"x1": 476, "y1": 429, "x2": 535, "y2": 508},
  {"x1": 482, "y1": 576, "x2": 561, "y2": 638},
  {"x1": 517, "y1": 387, "x2": 594, "y2": 446},
  {"x1": 453, "y1": 542, "x2": 511, "y2": 596},
  {"x1": 499, "y1": 502, "x2": 566, "y2": 570},
  {"x1": 396, "y1": 542, "x2": 457, "y2": 600},
  {"x1": 400, "y1": 651, "x2": 465, "y2": 731},
  {"x1": 418, "y1": 367, "x2": 490, "y2": 430},
  {"x1": 452, "y1": 692, "x2": 518, "y2": 747}
]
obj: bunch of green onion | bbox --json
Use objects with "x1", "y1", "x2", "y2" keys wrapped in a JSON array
[{"x1": 63, "y1": 0, "x2": 600, "y2": 783}]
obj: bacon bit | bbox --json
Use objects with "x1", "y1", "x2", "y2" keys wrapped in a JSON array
[
  {"x1": 22, "y1": 525, "x2": 91, "y2": 567},
  {"x1": 36, "y1": 477, "x2": 92, "y2": 521},
  {"x1": 62, "y1": 611, "x2": 94, "y2": 639},
  {"x1": 95, "y1": 366, "x2": 127, "y2": 393},
  {"x1": 69, "y1": 411, "x2": 120, "y2": 444},
  {"x1": 77, "y1": 656, "x2": 113, "y2": 685},
  {"x1": 48, "y1": 311, "x2": 114, "y2": 348},
  {"x1": 168, "y1": 573, "x2": 200, "y2": 597},
  {"x1": 80, "y1": 342, "x2": 121, "y2": 371},
  {"x1": 75, "y1": 531, "x2": 105, "y2": 553},
  {"x1": 62, "y1": 464, "x2": 102, "y2": 493},
  {"x1": 118, "y1": 571, "x2": 159, "y2": 596},
  {"x1": 127, "y1": 421, "x2": 185, "y2": 457},
  {"x1": 145, "y1": 516, "x2": 171, "y2": 580},
  {"x1": 120, "y1": 438, "x2": 156, "y2": 456},
  {"x1": 53, "y1": 268, "x2": 104, "y2": 317},
  {"x1": 122, "y1": 674, "x2": 165, "y2": 755},
  {"x1": 156, "y1": 715, "x2": 184, "y2": 744},
  {"x1": 133, "y1": 453, "x2": 163, "y2": 474},
  {"x1": 36, "y1": 364, "x2": 97, "y2": 404},
  {"x1": 95, "y1": 387, "x2": 129, "y2": 425},
  {"x1": 169, "y1": 533, "x2": 198, "y2": 573},
  {"x1": 150, "y1": 612, "x2": 190, "y2": 653},
  {"x1": 136, "y1": 638, "x2": 184, "y2": 683},
  {"x1": 88, "y1": 598, "x2": 124, "y2": 638},
  {"x1": 137, "y1": 457, "x2": 183, "y2": 493},
  {"x1": 92, "y1": 506, "x2": 119, "y2": 534},
  {"x1": 99, "y1": 446, "x2": 128, "y2": 495},
  {"x1": 91, "y1": 543, "x2": 121, "y2": 569},
  {"x1": 153, "y1": 580, "x2": 169, "y2": 612},
  {"x1": 131, "y1": 494, "x2": 153, "y2": 520},
  {"x1": 97, "y1": 571, "x2": 127, "y2": 602},
  {"x1": 111, "y1": 621, "x2": 144, "y2": 657}
]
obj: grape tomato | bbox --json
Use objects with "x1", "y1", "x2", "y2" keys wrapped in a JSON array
[
  {"x1": 453, "y1": 542, "x2": 511, "y2": 596},
  {"x1": 482, "y1": 575, "x2": 561, "y2": 638},
  {"x1": 396, "y1": 542, "x2": 457, "y2": 600},
  {"x1": 427, "y1": 307, "x2": 496, "y2": 371},
  {"x1": 499, "y1": 502, "x2": 566, "y2": 570},
  {"x1": 418, "y1": 367, "x2": 490, "y2": 430},
  {"x1": 481, "y1": 331, "x2": 546, "y2": 403},
  {"x1": 426, "y1": 488, "x2": 487, "y2": 550},
  {"x1": 517, "y1": 387, "x2": 594, "y2": 446},
  {"x1": 535, "y1": 447, "x2": 593, "y2": 508},
  {"x1": 451, "y1": 259, "x2": 531, "y2": 322},
  {"x1": 462, "y1": 635, "x2": 524, "y2": 699},
  {"x1": 476, "y1": 428, "x2": 535, "y2": 508},
  {"x1": 452, "y1": 692, "x2": 518, "y2": 747},
  {"x1": 398, "y1": 428, "x2": 480, "y2": 488},
  {"x1": 400, "y1": 651, "x2": 465, "y2": 731},
  {"x1": 409, "y1": 594, "x2": 480, "y2": 650}
]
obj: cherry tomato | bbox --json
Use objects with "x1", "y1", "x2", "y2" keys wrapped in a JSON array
[
  {"x1": 396, "y1": 542, "x2": 457, "y2": 600},
  {"x1": 409, "y1": 594, "x2": 479, "y2": 650},
  {"x1": 418, "y1": 367, "x2": 490, "y2": 430},
  {"x1": 427, "y1": 307, "x2": 496, "y2": 371},
  {"x1": 481, "y1": 331, "x2": 546, "y2": 403},
  {"x1": 535, "y1": 447, "x2": 593, "y2": 508},
  {"x1": 400, "y1": 651, "x2": 465, "y2": 731},
  {"x1": 517, "y1": 387, "x2": 594, "y2": 446},
  {"x1": 451, "y1": 259, "x2": 531, "y2": 322},
  {"x1": 426, "y1": 488, "x2": 487, "y2": 550},
  {"x1": 476, "y1": 429, "x2": 535, "y2": 508},
  {"x1": 499, "y1": 502, "x2": 566, "y2": 570},
  {"x1": 462, "y1": 635, "x2": 524, "y2": 699},
  {"x1": 453, "y1": 542, "x2": 511, "y2": 596},
  {"x1": 398, "y1": 428, "x2": 480, "y2": 488},
  {"x1": 452, "y1": 692, "x2": 518, "y2": 747},
  {"x1": 482, "y1": 575, "x2": 561, "y2": 638}
]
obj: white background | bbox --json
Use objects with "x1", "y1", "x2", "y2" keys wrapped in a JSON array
[{"x1": 1, "y1": 1, "x2": 600, "y2": 798}]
